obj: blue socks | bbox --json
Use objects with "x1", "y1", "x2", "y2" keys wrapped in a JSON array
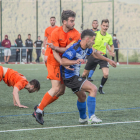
[
  {"x1": 87, "y1": 96, "x2": 96, "y2": 118},
  {"x1": 77, "y1": 101, "x2": 87, "y2": 119},
  {"x1": 88, "y1": 70, "x2": 94, "y2": 78}
]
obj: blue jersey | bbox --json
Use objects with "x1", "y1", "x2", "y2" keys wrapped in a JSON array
[{"x1": 61, "y1": 40, "x2": 93, "y2": 79}]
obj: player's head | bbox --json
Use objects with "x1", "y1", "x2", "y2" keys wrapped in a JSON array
[
  {"x1": 5, "y1": 35, "x2": 8, "y2": 40},
  {"x1": 61, "y1": 10, "x2": 76, "y2": 30},
  {"x1": 101, "y1": 19, "x2": 109, "y2": 32},
  {"x1": 50, "y1": 16, "x2": 56, "y2": 26},
  {"x1": 113, "y1": 34, "x2": 116, "y2": 39},
  {"x1": 92, "y1": 20, "x2": 98, "y2": 29},
  {"x1": 18, "y1": 34, "x2": 21, "y2": 39},
  {"x1": 38, "y1": 36, "x2": 40, "y2": 40},
  {"x1": 28, "y1": 34, "x2": 31, "y2": 39},
  {"x1": 81, "y1": 29, "x2": 96, "y2": 48},
  {"x1": 28, "y1": 79, "x2": 40, "y2": 93}
]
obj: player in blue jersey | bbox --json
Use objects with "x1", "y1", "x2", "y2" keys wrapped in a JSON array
[{"x1": 60, "y1": 29, "x2": 116, "y2": 124}]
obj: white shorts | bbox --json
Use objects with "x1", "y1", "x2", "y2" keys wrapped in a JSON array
[{"x1": 4, "y1": 49, "x2": 11, "y2": 56}]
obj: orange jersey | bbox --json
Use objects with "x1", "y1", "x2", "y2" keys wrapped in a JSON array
[
  {"x1": 0, "y1": 66, "x2": 4, "y2": 82},
  {"x1": 44, "y1": 26, "x2": 58, "y2": 56},
  {"x1": 2, "y1": 67, "x2": 28, "y2": 90},
  {"x1": 47, "y1": 26, "x2": 80, "y2": 66}
]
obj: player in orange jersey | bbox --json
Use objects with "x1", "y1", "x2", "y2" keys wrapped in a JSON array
[
  {"x1": 42, "y1": 16, "x2": 58, "y2": 64},
  {"x1": 0, "y1": 66, "x2": 40, "y2": 108},
  {"x1": 33, "y1": 10, "x2": 80, "y2": 125}
]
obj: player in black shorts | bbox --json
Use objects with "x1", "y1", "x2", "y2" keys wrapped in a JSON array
[{"x1": 82, "y1": 19, "x2": 115, "y2": 94}]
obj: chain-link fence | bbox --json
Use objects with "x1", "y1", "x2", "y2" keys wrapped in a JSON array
[{"x1": 0, "y1": 0, "x2": 140, "y2": 63}]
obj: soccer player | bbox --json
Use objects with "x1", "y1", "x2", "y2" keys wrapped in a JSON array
[
  {"x1": 42, "y1": 17, "x2": 58, "y2": 64},
  {"x1": 32, "y1": 10, "x2": 80, "y2": 125},
  {"x1": 87, "y1": 20, "x2": 100, "y2": 82},
  {"x1": 0, "y1": 66, "x2": 40, "y2": 108},
  {"x1": 82, "y1": 19, "x2": 115, "y2": 94},
  {"x1": 61, "y1": 29, "x2": 116, "y2": 124}
]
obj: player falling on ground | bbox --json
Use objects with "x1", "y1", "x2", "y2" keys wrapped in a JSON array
[
  {"x1": 82, "y1": 19, "x2": 115, "y2": 94},
  {"x1": 42, "y1": 17, "x2": 58, "y2": 65},
  {"x1": 32, "y1": 10, "x2": 80, "y2": 125},
  {"x1": 0, "y1": 66, "x2": 40, "y2": 108},
  {"x1": 61, "y1": 29, "x2": 116, "y2": 124}
]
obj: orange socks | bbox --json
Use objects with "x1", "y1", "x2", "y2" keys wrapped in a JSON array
[
  {"x1": 38, "y1": 93, "x2": 59, "y2": 110},
  {"x1": 49, "y1": 95, "x2": 59, "y2": 105},
  {"x1": 38, "y1": 92, "x2": 53, "y2": 110}
]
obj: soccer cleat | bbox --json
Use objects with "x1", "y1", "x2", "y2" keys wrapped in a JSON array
[
  {"x1": 34, "y1": 105, "x2": 44, "y2": 116},
  {"x1": 32, "y1": 111, "x2": 44, "y2": 125},
  {"x1": 79, "y1": 117, "x2": 88, "y2": 124},
  {"x1": 88, "y1": 114, "x2": 102, "y2": 124},
  {"x1": 98, "y1": 87, "x2": 105, "y2": 94},
  {"x1": 87, "y1": 77, "x2": 93, "y2": 82}
]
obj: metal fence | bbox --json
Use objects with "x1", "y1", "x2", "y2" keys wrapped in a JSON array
[
  {"x1": 0, "y1": 47, "x2": 140, "y2": 65},
  {"x1": 0, "y1": 0, "x2": 140, "y2": 63}
]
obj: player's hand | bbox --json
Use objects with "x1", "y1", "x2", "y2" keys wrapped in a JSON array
[
  {"x1": 26, "y1": 49, "x2": 28, "y2": 52},
  {"x1": 76, "y1": 59, "x2": 84, "y2": 64},
  {"x1": 108, "y1": 60, "x2": 116, "y2": 68},
  {"x1": 109, "y1": 51, "x2": 115, "y2": 57},
  {"x1": 97, "y1": 50, "x2": 104, "y2": 54},
  {"x1": 64, "y1": 66, "x2": 74, "y2": 71},
  {"x1": 47, "y1": 43, "x2": 55, "y2": 50},
  {"x1": 18, "y1": 105, "x2": 29, "y2": 108},
  {"x1": 42, "y1": 49, "x2": 45, "y2": 55},
  {"x1": 16, "y1": 49, "x2": 19, "y2": 51}
]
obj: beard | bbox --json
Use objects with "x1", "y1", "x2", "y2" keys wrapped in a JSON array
[{"x1": 66, "y1": 24, "x2": 74, "y2": 30}]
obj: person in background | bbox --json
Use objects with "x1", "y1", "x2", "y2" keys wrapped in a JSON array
[
  {"x1": 112, "y1": 34, "x2": 120, "y2": 65},
  {"x1": 1, "y1": 35, "x2": 11, "y2": 64},
  {"x1": 15, "y1": 34, "x2": 23, "y2": 64},
  {"x1": 25, "y1": 34, "x2": 33, "y2": 64},
  {"x1": 33, "y1": 36, "x2": 43, "y2": 63}
]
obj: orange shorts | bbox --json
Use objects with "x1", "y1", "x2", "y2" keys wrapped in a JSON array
[
  {"x1": 47, "y1": 63, "x2": 64, "y2": 84},
  {"x1": 0, "y1": 66, "x2": 4, "y2": 81}
]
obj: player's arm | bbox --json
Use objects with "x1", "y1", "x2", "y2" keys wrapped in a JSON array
[
  {"x1": 47, "y1": 43, "x2": 72, "y2": 53},
  {"x1": 12, "y1": 86, "x2": 28, "y2": 108},
  {"x1": 92, "y1": 51, "x2": 116, "y2": 67},
  {"x1": 106, "y1": 44, "x2": 115, "y2": 57},
  {"x1": 33, "y1": 41, "x2": 36, "y2": 47}
]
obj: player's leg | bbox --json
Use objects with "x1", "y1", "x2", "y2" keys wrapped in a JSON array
[
  {"x1": 30, "y1": 50, "x2": 32, "y2": 63},
  {"x1": 7, "y1": 49, "x2": 11, "y2": 63},
  {"x1": 75, "y1": 90, "x2": 88, "y2": 123},
  {"x1": 116, "y1": 50, "x2": 119, "y2": 65},
  {"x1": 80, "y1": 80, "x2": 102, "y2": 124},
  {"x1": 98, "y1": 67, "x2": 109, "y2": 94}
]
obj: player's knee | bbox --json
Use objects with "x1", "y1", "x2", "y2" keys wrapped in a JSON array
[
  {"x1": 103, "y1": 73, "x2": 108, "y2": 78},
  {"x1": 78, "y1": 93, "x2": 86, "y2": 102},
  {"x1": 89, "y1": 85, "x2": 97, "y2": 96}
]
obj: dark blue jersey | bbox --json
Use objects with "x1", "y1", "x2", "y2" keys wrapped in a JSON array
[{"x1": 61, "y1": 40, "x2": 93, "y2": 79}]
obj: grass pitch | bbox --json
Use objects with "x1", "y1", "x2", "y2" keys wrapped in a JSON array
[{"x1": 0, "y1": 64, "x2": 140, "y2": 140}]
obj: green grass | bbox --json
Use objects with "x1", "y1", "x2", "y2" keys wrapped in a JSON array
[{"x1": 0, "y1": 64, "x2": 140, "y2": 140}]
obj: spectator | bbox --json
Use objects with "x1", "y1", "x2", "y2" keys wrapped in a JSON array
[
  {"x1": 112, "y1": 34, "x2": 120, "y2": 65},
  {"x1": 33, "y1": 36, "x2": 43, "y2": 63},
  {"x1": 15, "y1": 34, "x2": 23, "y2": 64},
  {"x1": 25, "y1": 34, "x2": 33, "y2": 64},
  {"x1": 1, "y1": 35, "x2": 11, "y2": 64}
]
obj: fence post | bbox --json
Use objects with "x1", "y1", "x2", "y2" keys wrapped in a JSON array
[
  {"x1": 20, "y1": 48, "x2": 21, "y2": 64},
  {"x1": 127, "y1": 48, "x2": 129, "y2": 65}
]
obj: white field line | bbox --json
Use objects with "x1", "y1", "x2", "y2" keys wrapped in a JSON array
[{"x1": 0, "y1": 120, "x2": 140, "y2": 133}]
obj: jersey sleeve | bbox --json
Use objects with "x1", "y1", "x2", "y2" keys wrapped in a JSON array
[
  {"x1": 51, "y1": 30, "x2": 59, "y2": 47},
  {"x1": 14, "y1": 80, "x2": 28, "y2": 91},
  {"x1": 87, "y1": 48, "x2": 93, "y2": 56},
  {"x1": 62, "y1": 48, "x2": 76, "y2": 60},
  {"x1": 44, "y1": 28, "x2": 48, "y2": 37},
  {"x1": 108, "y1": 36, "x2": 113, "y2": 46}
]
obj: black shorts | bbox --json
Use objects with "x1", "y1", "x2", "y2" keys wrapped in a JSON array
[
  {"x1": 63, "y1": 75, "x2": 86, "y2": 93},
  {"x1": 85, "y1": 54, "x2": 109, "y2": 70}
]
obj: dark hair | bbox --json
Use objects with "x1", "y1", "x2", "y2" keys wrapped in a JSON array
[
  {"x1": 61, "y1": 10, "x2": 76, "y2": 23},
  {"x1": 113, "y1": 34, "x2": 116, "y2": 36},
  {"x1": 101, "y1": 19, "x2": 109, "y2": 25},
  {"x1": 29, "y1": 79, "x2": 40, "y2": 91},
  {"x1": 92, "y1": 20, "x2": 98, "y2": 23},
  {"x1": 17, "y1": 34, "x2": 21, "y2": 39},
  {"x1": 50, "y1": 16, "x2": 56, "y2": 19},
  {"x1": 28, "y1": 34, "x2": 31, "y2": 36},
  {"x1": 81, "y1": 29, "x2": 96, "y2": 39}
]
